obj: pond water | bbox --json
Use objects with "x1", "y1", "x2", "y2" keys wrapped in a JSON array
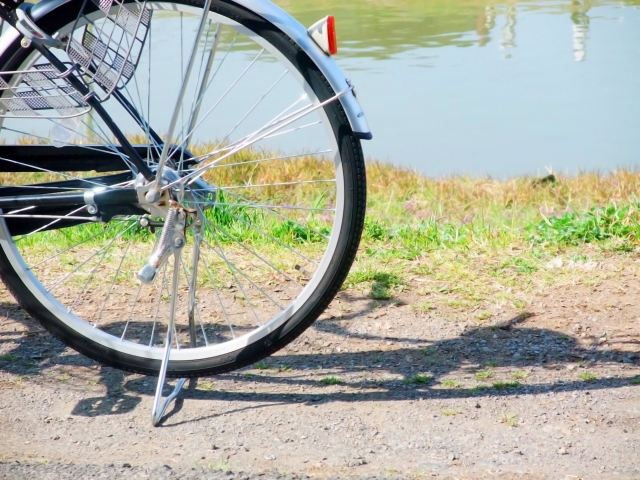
[{"x1": 276, "y1": 0, "x2": 640, "y2": 177}]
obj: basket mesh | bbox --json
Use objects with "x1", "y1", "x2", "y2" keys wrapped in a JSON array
[
  {"x1": 0, "y1": 0, "x2": 151, "y2": 118},
  {"x1": 0, "y1": 66, "x2": 90, "y2": 118},
  {"x1": 66, "y1": 0, "x2": 151, "y2": 97}
]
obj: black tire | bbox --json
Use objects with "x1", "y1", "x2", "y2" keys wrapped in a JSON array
[{"x1": 0, "y1": 0, "x2": 366, "y2": 377}]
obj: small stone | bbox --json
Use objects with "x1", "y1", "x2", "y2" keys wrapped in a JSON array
[
  {"x1": 558, "y1": 447, "x2": 568, "y2": 455},
  {"x1": 474, "y1": 403, "x2": 481, "y2": 408},
  {"x1": 264, "y1": 454, "x2": 276, "y2": 461},
  {"x1": 122, "y1": 463, "x2": 131, "y2": 468},
  {"x1": 210, "y1": 443, "x2": 218, "y2": 450},
  {"x1": 449, "y1": 453, "x2": 458, "y2": 461}
]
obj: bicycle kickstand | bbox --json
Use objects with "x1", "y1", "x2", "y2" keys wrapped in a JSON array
[{"x1": 141, "y1": 205, "x2": 196, "y2": 427}]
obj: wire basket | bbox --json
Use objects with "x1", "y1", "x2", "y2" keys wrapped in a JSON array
[
  {"x1": 0, "y1": 0, "x2": 151, "y2": 118},
  {"x1": 0, "y1": 65, "x2": 91, "y2": 119},
  {"x1": 67, "y1": 0, "x2": 152, "y2": 99}
]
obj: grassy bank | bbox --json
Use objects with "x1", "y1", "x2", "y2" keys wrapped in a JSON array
[
  {"x1": 345, "y1": 161, "x2": 640, "y2": 318},
  {"x1": 11, "y1": 141, "x2": 640, "y2": 318}
]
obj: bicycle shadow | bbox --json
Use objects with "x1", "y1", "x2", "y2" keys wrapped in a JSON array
[
  {"x1": 0, "y1": 300, "x2": 141, "y2": 416},
  {"x1": 123, "y1": 310, "x2": 639, "y2": 426},
  {"x1": 0, "y1": 297, "x2": 638, "y2": 424}
]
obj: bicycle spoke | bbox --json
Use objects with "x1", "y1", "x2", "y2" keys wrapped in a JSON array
[
  {"x1": 200, "y1": 214, "x2": 302, "y2": 288},
  {"x1": 194, "y1": 187, "x2": 331, "y2": 242},
  {"x1": 14, "y1": 205, "x2": 89, "y2": 241},
  {"x1": 120, "y1": 280, "x2": 143, "y2": 341},
  {"x1": 167, "y1": 48, "x2": 264, "y2": 159},
  {"x1": 211, "y1": 203, "x2": 334, "y2": 213},
  {"x1": 148, "y1": 263, "x2": 169, "y2": 347},
  {"x1": 26, "y1": 217, "x2": 132, "y2": 270},
  {"x1": 197, "y1": 149, "x2": 332, "y2": 172},
  {"x1": 67, "y1": 221, "x2": 140, "y2": 311},
  {"x1": 185, "y1": 22, "x2": 222, "y2": 148},
  {"x1": 179, "y1": 253, "x2": 209, "y2": 347},
  {"x1": 169, "y1": 86, "x2": 351, "y2": 187},
  {"x1": 262, "y1": 120, "x2": 322, "y2": 141},
  {"x1": 94, "y1": 231, "x2": 136, "y2": 327},
  {"x1": 197, "y1": 213, "x2": 262, "y2": 325},
  {"x1": 218, "y1": 179, "x2": 335, "y2": 190},
  {"x1": 210, "y1": 70, "x2": 288, "y2": 152},
  {"x1": 45, "y1": 220, "x2": 139, "y2": 293},
  {"x1": 199, "y1": 244, "x2": 236, "y2": 340}
]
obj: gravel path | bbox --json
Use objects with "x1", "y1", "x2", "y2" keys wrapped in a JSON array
[{"x1": 1, "y1": 265, "x2": 640, "y2": 479}]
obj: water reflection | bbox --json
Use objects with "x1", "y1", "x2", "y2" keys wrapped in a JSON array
[
  {"x1": 571, "y1": 0, "x2": 590, "y2": 61},
  {"x1": 273, "y1": 0, "x2": 640, "y2": 176},
  {"x1": 274, "y1": 0, "x2": 626, "y2": 60}
]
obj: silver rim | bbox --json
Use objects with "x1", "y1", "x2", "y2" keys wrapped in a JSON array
[{"x1": 0, "y1": 1, "x2": 346, "y2": 362}]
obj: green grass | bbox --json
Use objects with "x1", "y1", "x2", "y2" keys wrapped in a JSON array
[
  {"x1": 475, "y1": 370, "x2": 494, "y2": 380},
  {"x1": 577, "y1": 371, "x2": 597, "y2": 382},
  {"x1": 484, "y1": 360, "x2": 499, "y2": 368},
  {"x1": 11, "y1": 147, "x2": 640, "y2": 354},
  {"x1": 529, "y1": 203, "x2": 640, "y2": 246},
  {"x1": 202, "y1": 461, "x2": 232, "y2": 472},
  {"x1": 404, "y1": 374, "x2": 433, "y2": 385},
  {"x1": 493, "y1": 381, "x2": 522, "y2": 390},
  {"x1": 346, "y1": 268, "x2": 404, "y2": 300},
  {"x1": 511, "y1": 371, "x2": 530, "y2": 380},
  {"x1": 440, "y1": 408, "x2": 462, "y2": 416},
  {"x1": 320, "y1": 376, "x2": 343, "y2": 385},
  {"x1": 441, "y1": 379, "x2": 462, "y2": 388},
  {"x1": 0, "y1": 354, "x2": 20, "y2": 362},
  {"x1": 253, "y1": 362, "x2": 269, "y2": 370},
  {"x1": 630, "y1": 378, "x2": 640, "y2": 385},
  {"x1": 500, "y1": 412, "x2": 518, "y2": 427},
  {"x1": 467, "y1": 384, "x2": 490, "y2": 394},
  {"x1": 199, "y1": 380, "x2": 215, "y2": 390}
]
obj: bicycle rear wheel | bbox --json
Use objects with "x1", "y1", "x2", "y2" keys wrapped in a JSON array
[{"x1": 0, "y1": 0, "x2": 366, "y2": 376}]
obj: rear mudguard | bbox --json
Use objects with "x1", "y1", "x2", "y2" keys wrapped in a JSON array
[{"x1": 0, "y1": 0, "x2": 372, "y2": 140}]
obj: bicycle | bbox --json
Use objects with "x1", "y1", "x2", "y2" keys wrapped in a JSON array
[{"x1": 0, "y1": 0, "x2": 370, "y2": 424}]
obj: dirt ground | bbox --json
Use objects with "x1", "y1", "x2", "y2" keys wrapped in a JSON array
[{"x1": 1, "y1": 256, "x2": 640, "y2": 479}]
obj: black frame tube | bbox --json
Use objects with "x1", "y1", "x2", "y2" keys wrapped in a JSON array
[{"x1": 0, "y1": 187, "x2": 138, "y2": 209}]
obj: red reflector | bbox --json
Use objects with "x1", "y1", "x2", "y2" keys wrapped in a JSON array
[{"x1": 327, "y1": 15, "x2": 337, "y2": 55}]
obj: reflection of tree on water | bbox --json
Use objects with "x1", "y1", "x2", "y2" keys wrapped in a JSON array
[
  {"x1": 274, "y1": 0, "x2": 623, "y2": 60},
  {"x1": 571, "y1": 0, "x2": 591, "y2": 62},
  {"x1": 500, "y1": 4, "x2": 517, "y2": 56},
  {"x1": 476, "y1": 6, "x2": 496, "y2": 46}
]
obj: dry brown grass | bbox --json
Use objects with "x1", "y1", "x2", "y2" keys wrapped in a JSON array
[{"x1": 6, "y1": 134, "x2": 640, "y2": 226}]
